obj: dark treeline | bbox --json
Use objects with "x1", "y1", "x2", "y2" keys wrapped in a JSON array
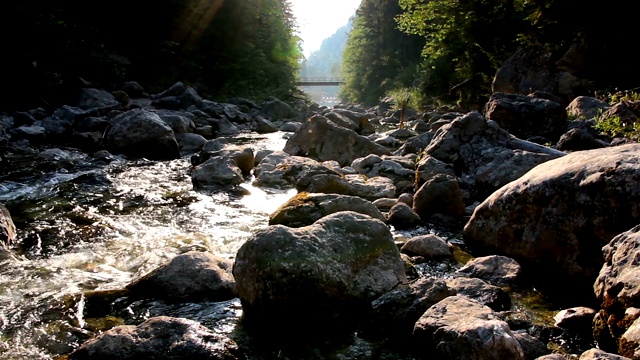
[
  {"x1": 341, "y1": 0, "x2": 640, "y2": 108},
  {"x1": 0, "y1": 0, "x2": 301, "y2": 111}
]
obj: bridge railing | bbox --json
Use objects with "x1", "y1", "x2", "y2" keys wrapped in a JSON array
[{"x1": 296, "y1": 77, "x2": 346, "y2": 84}]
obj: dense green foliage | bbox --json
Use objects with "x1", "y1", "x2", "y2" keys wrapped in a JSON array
[
  {"x1": 341, "y1": 0, "x2": 640, "y2": 109},
  {"x1": 0, "y1": 0, "x2": 302, "y2": 111},
  {"x1": 340, "y1": 0, "x2": 424, "y2": 106}
]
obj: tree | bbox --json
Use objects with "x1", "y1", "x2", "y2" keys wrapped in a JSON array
[{"x1": 340, "y1": 0, "x2": 424, "y2": 106}]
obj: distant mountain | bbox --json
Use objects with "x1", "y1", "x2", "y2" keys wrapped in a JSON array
[{"x1": 299, "y1": 19, "x2": 353, "y2": 78}]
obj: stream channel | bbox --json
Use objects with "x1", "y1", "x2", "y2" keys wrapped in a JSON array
[{"x1": 0, "y1": 131, "x2": 584, "y2": 359}]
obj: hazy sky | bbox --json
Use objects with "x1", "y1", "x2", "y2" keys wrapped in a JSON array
[{"x1": 290, "y1": 0, "x2": 361, "y2": 58}]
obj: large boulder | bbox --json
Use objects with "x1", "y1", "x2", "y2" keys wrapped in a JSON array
[
  {"x1": 69, "y1": 316, "x2": 242, "y2": 360},
  {"x1": 233, "y1": 211, "x2": 406, "y2": 329},
  {"x1": 413, "y1": 295, "x2": 524, "y2": 360},
  {"x1": 283, "y1": 115, "x2": 390, "y2": 166},
  {"x1": 464, "y1": 144, "x2": 640, "y2": 300},
  {"x1": 424, "y1": 112, "x2": 564, "y2": 203},
  {"x1": 102, "y1": 109, "x2": 180, "y2": 160},
  {"x1": 484, "y1": 92, "x2": 567, "y2": 141}
]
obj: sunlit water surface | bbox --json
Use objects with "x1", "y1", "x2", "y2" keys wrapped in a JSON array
[{"x1": 0, "y1": 133, "x2": 296, "y2": 359}]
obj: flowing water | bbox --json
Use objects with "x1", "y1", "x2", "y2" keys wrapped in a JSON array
[
  {"x1": 0, "y1": 131, "x2": 584, "y2": 359},
  {"x1": 0, "y1": 132, "x2": 297, "y2": 359}
]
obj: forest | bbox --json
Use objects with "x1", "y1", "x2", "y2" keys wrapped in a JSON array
[
  {"x1": 1, "y1": 0, "x2": 638, "y2": 112},
  {"x1": 0, "y1": 0, "x2": 301, "y2": 111},
  {"x1": 341, "y1": 0, "x2": 640, "y2": 108}
]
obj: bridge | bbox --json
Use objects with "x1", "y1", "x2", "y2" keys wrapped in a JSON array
[{"x1": 296, "y1": 77, "x2": 345, "y2": 86}]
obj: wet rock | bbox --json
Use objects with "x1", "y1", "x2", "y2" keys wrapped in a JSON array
[
  {"x1": 465, "y1": 144, "x2": 640, "y2": 300},
  {"x1": 370, "y1": 276, "x2": 453, "y2": 335},
  {"x1": 413, "y1": 295, "x2": 524, "y2": 359},
  {"x1": 252, "y1": 151, "x2": 342, "y2": 188},
  {"x1": 191, "y1": 159, "x2": 242, "y2": 190},
  {"x1": 513, "y1": 331, "x2": 551, "y2": 360},
  {"x1": 102, "y1": 109, "x2": 180, "y2": 160},
  {"x1": 283, "y1": 114, "x2": 390, "y2": 167},
  {"x1": 233, "y1": 211, "x2": 406, "y2": 329},
  {"x1": 0, "y1": 203, "x2": 16, "y2": 248},
  {"x1": 269, "y1": 192, "x2": 386, "y2": 227},
  {"x1": 12, "y1": 125, "x2": 47, "y2": 144},
  {"x1": 536, "y1": 355, "x2": 568, "y2": 360},
  {"x1": 126, "y1": 251, "x2": 236, "y2": 302},
  {"x1": 400, "y1": 234, "x2": 452, "y2": 260},
  {"x1": 176, "y1": 133, "x2": 207, "y2": 156},
  {"x1": 553, "y1": 307, "x2": 597, "y2": 330},
  {"x1": 69, "y1": 316, "x2": 242, "y2": 360},
  {"x1": 251, "y1": 116, "x2": 277, "y2": 134},
  {"x1": 387, "y1": 202, "x2": 422, "y2": 230},
  {"x1": 446, "y1": 277, "x2": 511, "y2": 311},
  {"x1": 455, "y1": 255, "x2": 522, "y2": 287}
]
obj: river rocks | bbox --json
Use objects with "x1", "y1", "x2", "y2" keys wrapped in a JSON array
[
  {"x1": 413, "y1": 295, "x2": 524, "y2": 359},
  {"x1": 283, "y1": 114, "x2": 390, "y2": 166},
  {"x1": 76, "y1": 88, "x2": 120, "y2": 111},
  {"x1": 102, "y1": 109, "x2": 180, "y2": 160},
  {"x1": 253, "y1": 151, "x2": 341, "y2": 188},
  {"x1": 0, "y1": 203, "x2": 16, "y2": 248},
  {"x1": 233, "y1": 211, "x2": 406, "y2": 329},
  {"x1": 69, "y1": 316, "x2": 242, "y2": 360},
  {"x1": 556, "y1": 127, "x2": 608, "y2": 152},
  {"x1": 268, "y1": 192, "x2": 386, "y2": 227},
  {"x1": 579, "y1": 348, "x2": 631, "y2": 360},
  {"x1": 455, "y1": 255, "x2": 522, "y2": 287},
  {"x1": 465, "y1": 143, "x2": 640, "y2": 300},
  {"x1": 191, "y1": 156, "x2": 245, "y2": 190},
  {"x1": 553, "y1": 307, "x2": 596, "y2": 331},
  {"x1": 484, "y1": 92, "x2": 567, "y2": 141},
  {"x1": 424, "y1": 111, "x2": 565, "y2": 203},
  {"x1": 594, "y1": 225, "x2": 640, "y2": 355},
  {"x1": 446, "y1": 277, "x2": 511, "y2": 311},
  {"x1": 400, "y1": 234, "x2": 453, "y2": 260},
  {"x1": 387, "y1": 202, "x2": 422, "y2": 230},
  {"x1": 413, "y1": 173, "x2": 465, "y2": 221},
  {"x1": 126, "y1": 251, "x2": 236, "y2": 302},
  {"x1": 370, "y1": 276, "x2": 453, "y2": 335},
  {"x1": 566, "y1": 96, "x2": 611, "y2": 120}
]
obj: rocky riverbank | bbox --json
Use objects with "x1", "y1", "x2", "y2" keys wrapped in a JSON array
[{"x1": 2, "y1": 82, "x2": 640, "y2": 359}]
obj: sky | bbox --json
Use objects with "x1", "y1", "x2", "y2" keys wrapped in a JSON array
[{"x1": 289, "y1": 0, "x2": 361, "y2": 58}]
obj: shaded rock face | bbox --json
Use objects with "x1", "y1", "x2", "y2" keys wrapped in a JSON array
[
  {"x1": 464, "y1": 144, "x2": 640, "y2": 301},
  {"x1": 425, "y1": 111, "x2": 564, "y2": 204},
  {"x1": 102, "y1": 109, "x2": 180, "y2": 160},
  {"x1": 125, "y1": 251, "x2": 236, "y2": 302},
  {"x1": 233, "y1": 211, "x2": 406, "y2": 329},
  {"x1": 594, "y1": 225, "x2": 640, "y2": 355},
  {"x1": 413, "y1": 295, "x2": 524, "y2": 360},
  {"x1": 491, "y1": 45, "x2": 592, "y2": 104},
  {"x1": 69, "y1": 316, "x2": 242, "y2": 360},
  {"x1": 370, "y1": 276, "x2": 453, "y2": 336},
  {"x1": 283, "y1": 115, "x2": 390, "y2": 166},
  {"x1": 268, "y1": 192, "x2": 386, "y2": 227},
  {"x1": 484, "y1": 92, "x2": 567, "y2": 141}
]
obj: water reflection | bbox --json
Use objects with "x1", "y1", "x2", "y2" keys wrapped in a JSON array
[{"x1": 0, "y1": 132, "x2": 294, "y2": 358}]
